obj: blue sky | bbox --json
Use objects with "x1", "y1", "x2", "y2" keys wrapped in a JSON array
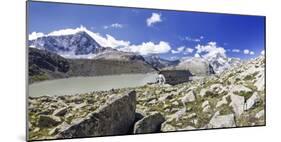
[{"x1": 28, "y1": 1, "x2": 265, "y2": 60}]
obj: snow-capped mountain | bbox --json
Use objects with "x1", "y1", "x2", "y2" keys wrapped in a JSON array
[
  {"x1": 197, "y1": 51, "x2": 242, "y2": 74},
  {"x1": 144, "y1": 55, "x2": 180, "y2": 70},
  {"x1": 29, "y1": 31, "x2": 114, "y2": 58}
]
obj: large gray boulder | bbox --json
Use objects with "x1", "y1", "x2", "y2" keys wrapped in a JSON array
[
  {"x1": 229, "y1": 93, "x2": 245, "y2": 117},
  {"x1": 207, "y1": 113, "x2": 236, "y2": 128},
  {"x1": 56, "y1": 91, "x2": 136, "y2": 138},
  {"x1": 133, "y1": 112, "x2": 165, "y2": 134},
  {"x1": 53, "y1": 107, "x2": 68, "y2": 116},
  {"x1": 244, "y1": 92, "x2": 260, "y2": 111},
  {"x1": 37, "y1": 115, "x2": 62, "y2": 128},
  {"x1": 181, "y1": 91, "x2": 196, "y2": 104}
]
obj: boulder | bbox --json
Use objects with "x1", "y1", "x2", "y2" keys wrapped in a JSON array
[
  {"x1": 159, "y1": 93, "x2": 174, "y2": 101},
  {"x1": 133, "y1": 112, "x2": 165, "y2": 134},
  {"x1": 210, "y1": 83, "x2": 224, "y2": 93},
  {"x1": 161, "y1": 122, "x2": 177, "y2": 132},
  {"x1": 53, "y1": 107, "x2": 68, "y2": 116},
  {"x1": 255, "y1": 110, "x2": 264, "y2": 119},
  {"x1": 181, "y1": 91, "x2": 196, "y2": 104},
  {"x1": 207, "y1": 113, "x2": 236, "y2": 128},
  {"x1": 48, "y1": 122, "x2": 70, "y2": 135},
  {"x1": 229, "y1": 93, "x2": 245, "y2": 117},
  {"x1": 202, "y1": 100, "x2": 210, "y2": 112},
  {"x1": 168, "y1": 108, "x2": 186, "y2": 121},
  {"x1": 37, "y1": 115, "x2": 62, "y2": 128},
  {"x1": 179, "y1": 126, "x2": 196, "y2": 130},
  {"x1": 244, "y1": 92, "x2": 260, "y2": 111},
  {"x1": 202, "y1": 105, "x2": 211, "y2": 112},
  {"x1": 201, "y1": 100, "x2": 209, "y2": 108},
  {"x1": 199, "y1": 89, "x2": 207, "y2": 97},
  {"x1": 254, "y1": 73, "x2": 265, "y2": 91},
  {"x1": 230, "y1": 85, "x2": 252, "y2": 94},
  {"x1": 56, "y1": 91, "x2": 136, "y2": 138},
  {"x1": 216, "y1": 95, "x2": 229, "y2": 108}
]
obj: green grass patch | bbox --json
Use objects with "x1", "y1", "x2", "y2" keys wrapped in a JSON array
[
  {"x1": 31, "y1": 74, "x2": 49, "y2": 82},
  {"x1": 244, "y1": 75, "x2": 255, "y2": 81},
  {"x1": 237, "y1": 91, "x2": 253, "y2": 100}
]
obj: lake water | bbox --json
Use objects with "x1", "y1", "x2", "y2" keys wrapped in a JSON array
[{"x1": 29, "y1": 73, "x2": 158, "y2": 97}]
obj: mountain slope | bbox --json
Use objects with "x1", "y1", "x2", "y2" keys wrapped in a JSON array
[
  {"x1": 28, "y1": 48, "x2": 70, "y2": 83},
  {"x1": 144, "y1": 55, "x2": 180, "y2": 70},
  {"x1": 28, "y1": 48, "x2": 156, "y2": 83}
]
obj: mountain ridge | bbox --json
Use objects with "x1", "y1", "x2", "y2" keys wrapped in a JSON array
[{"x1": 28, "y1": 48, "x2": 156, "y2": 83}]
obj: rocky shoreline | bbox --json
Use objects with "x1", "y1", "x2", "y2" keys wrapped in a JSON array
[{"x1": 28, "y1": 56, "x2": 265, "y2": 141}]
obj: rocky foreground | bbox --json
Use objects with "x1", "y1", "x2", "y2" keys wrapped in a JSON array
[{"x1": 28, "y1": 56, "x2": 265, "y2": 140}]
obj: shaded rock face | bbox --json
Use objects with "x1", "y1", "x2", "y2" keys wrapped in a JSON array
[
  {"x1": 133, "y1": 112, "x2": 165, "y2": 134},
  {"x1": 56, "y1": 91, "x2": 136, "y2": 138},
  {"x1": 37, "y1": 115, "x2": 62, "y2": 128}
]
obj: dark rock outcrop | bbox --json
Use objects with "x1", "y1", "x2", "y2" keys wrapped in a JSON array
[
  {"x1": 133, "y1": 112, "x2": 165, "y2": 134},
  {"x1": 37, "y1": 115, "x2": 62, "y2": 128},
  {"x1": 56, "y1": 91, "x2": 136, "y2": 138}
]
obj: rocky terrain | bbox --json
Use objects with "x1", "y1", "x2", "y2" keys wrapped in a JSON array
[{"x1": 28, "y1": 55, "x2": 265, "y2": 141}]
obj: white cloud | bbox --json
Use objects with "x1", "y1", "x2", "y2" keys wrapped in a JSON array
[
  {"x1": 104, "y1": 34, "x2": 130, "y2": 48},
  {"x1": 232, "y1": 49, "x2": 240, "y2": 53},
  {"x1": 120, "y1": 41, "x2": 171, "y2": 55},
  {"x1": 183, "y1": 47, "x2": 194, "y2": 55},
  {"x1": 146, "y1": 13, "x2": 162, "y2": 27},
  {"x1": 250, "y1": 51, "x2": 255, "y2": 55},
  {"x1": 244, "y1": 49, "x2": 250, "y2": 54},
  {"x1": 171, "y1": 46, "x2": 185, "y2": 54},
  {"x1": 195, "y1": 42, "x2": 226, "y2": 59},
  {"x1": 243, "y1": 49, "x2": 255, "y2": 55},
  {"x1": 29, "y1": 32, "x2": 44, "y2": 40},
  {"x1": 103, "y1": 23, "x2": 123, "y2": 29},
  {"x1": 185, "y1": 36, "x2": 202, "y2": 42},
  {"x1": 47, "y1": 26, "x2": 87, "y2": 36},
  {"x1": 261, "y1": 50, "x2": 265, "y2": 55}
]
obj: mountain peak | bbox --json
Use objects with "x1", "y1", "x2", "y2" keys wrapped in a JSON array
[{"x1": 28, "y1": 27, "x2": 107, "y2": 58}]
